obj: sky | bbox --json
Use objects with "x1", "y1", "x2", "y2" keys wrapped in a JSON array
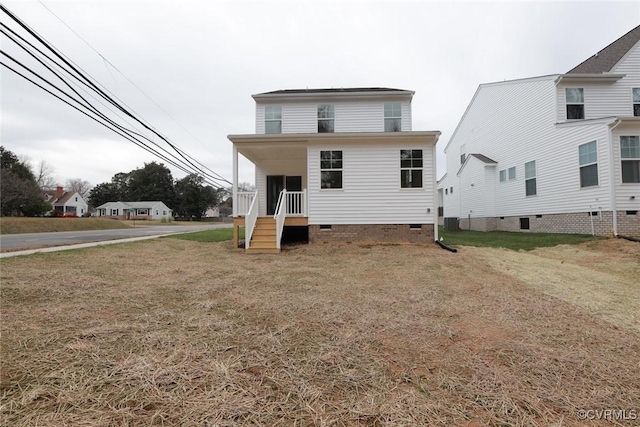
[{"x1": 2, "y1": 0, "x2": 639, "y2": 191}]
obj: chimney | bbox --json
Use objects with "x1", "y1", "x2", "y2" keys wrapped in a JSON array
[{"x1": 56, "y1": 186, "x2": 63, "y2": 199}]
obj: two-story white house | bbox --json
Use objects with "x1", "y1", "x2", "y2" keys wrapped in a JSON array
[
  {"x1": 44, "y1": 186, "x2": 88, "y2": 217},
  {"x1": 229, "y1": 88, "x2": 441, "y2": 253},
  {"x1": 439, "y1": 25, "x2": 640, "y2": 237}
]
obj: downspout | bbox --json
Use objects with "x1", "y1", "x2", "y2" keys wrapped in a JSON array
[
  {"x1": 433, "y1": 142, "x2": 439, "y2": 242},
  {"x1": 608, "y1": 119, "x2": 621, "y2": 236}
]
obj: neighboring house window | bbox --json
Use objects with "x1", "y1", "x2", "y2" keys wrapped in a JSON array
[
  {"x1": 317, "y1": 104, "x2": 335, "y2": 133},
  {"x1": 460, "y1": 144, "x2": 466, "y2": 165},
  {"x1": 265, "y1": 105, "x2": 282, "y2": 134},
  {"x1": 75, "y1": 197, "x2": 78, "y2": 202},
  {"x1": 499, "y1": 170, "x2": 506, "y2": 182},
  {"x1": 400, "y1": 150, "x2": 423, "y2": 188},
  {"x1": 566, "y1": 88, "x2": 584, "y2": 119},
  {"x1": 460, "y1": 153, "x2": 466, "y2": 165},
  {"x1": 579, "y1": 141, "x2": 598, "y2": 187},
  {"x1": 111, "y1": 209, "x2": 118, "y2": 215},
  {"x1": 633, "y1": 88, "x2": 640, "y2": 117},
  {"x1": 320, "y1": 150, "x2": 343, "y2": 189},
  {"x1": 156, "y1": 210, "x2": 159, "y2": 215},
  {"x1": 445, "y1": 188, "x2": 448, "y2": 195},
  {"x1": 384, "y1": 103, "x2": 402, "y2": 132},
  {"x1": 450, "y1": 186, "x2": 453, "y2": 194},
  {"x1": 621, "y1": 136, "x2": 640, "y2": 183},
  {"x1": 525, "y1": 160, "x2": 537, "y2": 196},
  {"x1": 163, "y1": 210, "x2": 167, "y2": 215},
  {"x1": 508, "y1": 166, "x2": 516, "y2": 180}
]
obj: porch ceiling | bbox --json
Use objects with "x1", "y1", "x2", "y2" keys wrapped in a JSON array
[{"x1": 238, "y1": 145, "x2": 307, "y2": 162}]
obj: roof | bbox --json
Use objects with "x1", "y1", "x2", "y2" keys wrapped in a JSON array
[
  {"x1": 567, "y1": 25, "x2": 640, "y2": 74},
  {"x1": 469, "y1": 153, "x2": 497, "y2": 164},
  {"x1": 96, "y1": 201, "x2": 171, "y2": 209},
  {"x1": 54, "y1": 191, "x2": 78, "y2": 205},
  {"x1": 256, "y1": 87, "x2": 408, "y2": 95}
]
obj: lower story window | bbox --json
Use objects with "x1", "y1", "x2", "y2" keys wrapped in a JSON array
[
  {"x1": 320, "y1": 150, "x2": 343, "y2": 189},
  {"x1": 621, "y1": 136, "x2": 640, "y2": 183},
  {"x1": 579, "y1": 141, "x2": 598, "y2": 187},
  {"x1": 525, "y1": 160, "x2": 537, "y2": 196}
]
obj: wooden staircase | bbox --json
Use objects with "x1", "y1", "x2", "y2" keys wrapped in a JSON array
[{"x1": 246, "y1": 217, "x2": 280, "y2": 254}]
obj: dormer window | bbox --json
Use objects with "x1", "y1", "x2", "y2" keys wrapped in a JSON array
[
  {"x1": 566, "y1": 88, "x2": 584, "y2": 120},
  {"x1": 265, "y1": 105, "x2": 282, "y2": 134},
  {"x1": 384, "y1": 103, "x2": 401, "y2": 132},
  {"x1": 317, "y1": 104, "x2": 334, "y2": 133},
  {"x1": 633, "y1": 88, "x2": 640, "y2": 117}
]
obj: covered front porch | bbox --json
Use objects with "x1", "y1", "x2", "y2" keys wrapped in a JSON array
[{"x1": 230, "y1": 138, "x2": 309, "y2": 253}]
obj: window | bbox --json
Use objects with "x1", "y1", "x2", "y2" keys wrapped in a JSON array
[
  {"x1": 520, "y1": 218, "x2": 530, "y2": 230},
  {"x1": 445, "y1": 188, "x2": 448, "y2": 195},
  {"x1": 317, "y1": 104, "x2": 334, "y2": 133},
  {"x1": 163, "y1": 210, "x2": 167, "y2": 215},
  {"x1": 265, "y1": 105, "x2": 282, "y2": 134},
  {"x1": 566, "y1": 88, "x2": 584, "y2": 119},
  {"x1": 579, "y1": 141, "x2": 598, "y2": 187},
  {"x1": 75, "y1": 197, "x2": 78, "y2": 202},
  {"x1": 320, "y1": 150, "x2": 343, "y2": 189},
  {"x1": 460, "y1": 145, "x2": 466, "y2": 165},
  {"x1": 508, "y1": 166, "x2": 516, "y2": 180},
  {"x1": 525, "y1": 160, "x2": 537, "y2": 196},
  {"x1": 633, "y1": 88, "x2": 640, "y2": 117},
  {"x1": 400, "y1": 150, "x2": 423, "y2": 188},
  {"x1": 384, "y1": 103, "x2": 401, "y2": 132},
  {"x1": 450, "y1": 186, "x2": 453, "y2": 194},
  {"x1": 111, "y1": 208, "x2": 118, "y2": 215},
  {"x1": 499, "y1": 170, "x2": 506, "y2": 182},
  {"x1": 621, "y1": 136, "x2": 640, "y2": 183}
]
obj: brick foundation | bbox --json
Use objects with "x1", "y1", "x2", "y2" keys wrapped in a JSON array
[
  {"x1": 458, "y1": 211, "x2": 639, "y2": 237},
  {"x1": 309, "y1": 224, "x2": 435, "y2": 244}
]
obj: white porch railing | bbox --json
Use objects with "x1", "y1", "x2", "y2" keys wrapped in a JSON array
[
  {"x1": 236, "y1": 192, "x2": 256, "y2": 216},
  {"x1": 244, "y1": 191, "x2": 259, "y2": 249},
  {"x1": 284, "y1": 190, "x2": 306, "y2": 216},
  {"x1": 274, "y1": 190, "x2": 287, "y2": 250}
]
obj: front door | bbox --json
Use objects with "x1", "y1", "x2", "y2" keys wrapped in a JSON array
[{"x1": 267, "y1": 175, "x2": 285, "y2": 215}]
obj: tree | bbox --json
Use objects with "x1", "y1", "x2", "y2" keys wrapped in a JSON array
[
  {"x1": 128, "y1": 162, "x2": 176, "y2": 207},
  {"x1": 35, "y1": 160, "x2": 57, "y2": 190},
  {"x1": 88, "y1": 182, "x2": 118, "y2": 207},
  {"x1": 66, "y1": 178, "x2": 92, "y2": 200},
  {"x1": 174, "y1": 174, "x2": 220, "y2": 218},
  {"x1": 0, "y1": 146, "x2": 51, "y2": 216}
]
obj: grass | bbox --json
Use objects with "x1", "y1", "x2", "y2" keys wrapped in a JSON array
[
  {"x1": 1, "y1": 238, "x2": 639, "y2": 426},
  {"x1": 0, "y1": 217, "x2": 132, "y2": 234},
  {"x1": 165, "y1": 227, "x2": 243, "y2": 243},
  {"x1": 439, "y1": 226, "x2": 602, "y2": 250}
]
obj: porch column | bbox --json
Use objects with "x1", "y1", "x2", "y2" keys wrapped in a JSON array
[{"x1": 232, "y1": 144, "x2": 239, "y2": 249}]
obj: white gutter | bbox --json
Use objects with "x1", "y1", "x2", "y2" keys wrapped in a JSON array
[{"x1": 608, "y1": 119, "x2": 622, "y2": 236}]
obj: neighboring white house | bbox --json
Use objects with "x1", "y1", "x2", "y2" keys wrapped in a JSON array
[
  {"x1": 229, "y1": 87, "x2": 441, "y2": 253},
  {"x1": 44, "y1": 186, "x2": 88, "y2": 216},
  {"x1": 95, "y1": 201, "x2": 172, "y2": 220},
  {"x1": 438, "y1": 25, "x2": 640, "y2": 237},
  {"x1": 205, "y1": 206, "x2": 220, "y2": 218}
]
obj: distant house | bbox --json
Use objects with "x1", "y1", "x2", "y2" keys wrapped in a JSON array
[
  {"x1": 229, "y1": 87, "x2": 441, "y2": 253},
  {"x1": 205, "y1": 206, "x2": 220, "y2": 218},
  {"x1": 44, "y1": 186, "x2": 88, "y2": 216},
  {"x1": 95, "y1": 201, "x2": 172, "y2": 220},
  {"x1": 438, "y1": 25, "x2": 640, "y2": 236}
]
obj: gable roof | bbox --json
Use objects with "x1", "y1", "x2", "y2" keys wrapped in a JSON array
[
  {"x1": 54, "y1": 191, "x2": 79, "y2": 205},
  {"x1": 567, "y1": 25, "x2": 640, "y2": 74},
  {"x1": 96, "y1": 201, "x2": 171, "y2": 210}
]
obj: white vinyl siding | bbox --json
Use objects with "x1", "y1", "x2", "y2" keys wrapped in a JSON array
[
  {"x1": 307, "y1": 142, "x2": 435, "y2": 224},
  {"x1": 556, "y1": 42, "x2": 640, "y2": 121},
  {"x1": 441, "y1": 76, "x2": 615, "y2": 218},
  {"x1": 458, "y1": 157, "x2": 496, "y2": 218},
  {"x1": 255, "y1": 100, "x2": 412, "y2": 134}
]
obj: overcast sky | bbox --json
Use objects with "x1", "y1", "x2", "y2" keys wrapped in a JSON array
[{"x1": 2, "y1": 0, "x2": 639, "y2": 191}]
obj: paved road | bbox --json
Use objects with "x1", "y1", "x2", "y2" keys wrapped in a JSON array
[{"x1": 0, "y1": 223, "x2": 232, "y2": 251}]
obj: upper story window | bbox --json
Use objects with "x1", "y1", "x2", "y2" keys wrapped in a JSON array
[
  {"x1": 499, "y1": 169, "x2": 507, "y2": 182},
  {"x1": 621, "y1": 136, "x2": 640, "y2": 183},
  {"x1": 633, "y1": 88, "x2": 640, "y2": 117},
  {"x1": 265, "y1": 105, "x2": 282, "y2": 134},
  {"x1": 525, "y1": 160, "x2": 537, "y2": 196},
  {"x1": 579, "y1": 141, "x2": 598, "y2": 187},
  {"x1": 400, "y1": 149, "x2": 423, "y2": 188},
  {"x1": 508, "y1": 166, "x2": 516, "y2": 180},
  {"x1": 317, "y1": 104, "x2": 335, "y2": 133},
  {"x1": 384, "y1": 103, "x2": 402, "y2": 132},
  {"x1": 566, "y1": 88, "x2": 584, "y2": 120},
  {"x1": 320, "y1": 150, "x2": 343, "y2": 189}
]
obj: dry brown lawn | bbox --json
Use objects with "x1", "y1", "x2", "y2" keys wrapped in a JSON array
[{"x1": 1, "y1": 238, "x2": 639, "y2": 426}]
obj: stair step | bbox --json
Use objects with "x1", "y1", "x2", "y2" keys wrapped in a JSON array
[
  {"x1": 251, "y1": 235, "x2": 276, "y2": 243},
  {"x1": 253, "y1": 228, "x2": 276, "y2": 235},
  {"x1": 246, "y1": 247, "x2": 281, "y2": 254},
  {"x1": 249, "y1": 241, "x2": 278, "y2": 249}
]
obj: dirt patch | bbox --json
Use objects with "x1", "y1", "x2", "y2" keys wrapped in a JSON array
[
  {"x1": 1, "y1": 240, "x2": 639, "y2": 426},
  {"x1": 467, "y1": 239, "x2": 640, "y2": 332}
]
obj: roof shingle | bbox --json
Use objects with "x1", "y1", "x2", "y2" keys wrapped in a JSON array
[{"x1": 567, "y1": 25, "x2": 640, "y2": 74}]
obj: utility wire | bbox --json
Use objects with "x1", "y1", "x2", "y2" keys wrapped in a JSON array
[
  {"x1": 1, "y1": 4, "x2": 232, "y2": 187},
  {"x1": 36, "y1": 0, "x2": 231, "y2": 183}
]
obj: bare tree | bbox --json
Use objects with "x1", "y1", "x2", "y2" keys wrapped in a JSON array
[
  {"x1": 35, "y1": 160, "x2": 57, "y2": 190},
  {"x1": 65, "y1": 178, "x2": 93, "y2": 200}
]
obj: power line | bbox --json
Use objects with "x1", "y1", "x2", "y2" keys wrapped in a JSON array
[
  {"x1": 1, "y1": 3, "x2": 233, "y2": 188},
  {"x1": 36, "y1": 0, "x2": 232, "y2": 184}
]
